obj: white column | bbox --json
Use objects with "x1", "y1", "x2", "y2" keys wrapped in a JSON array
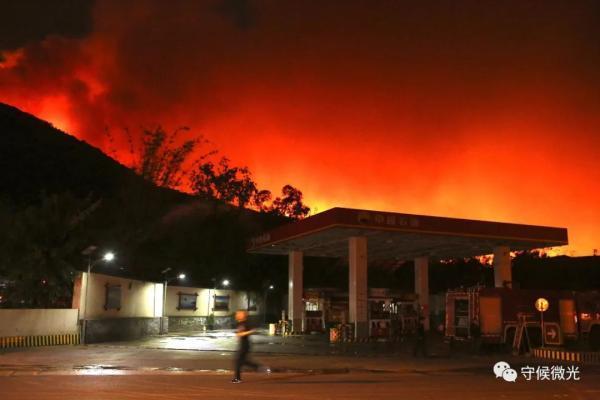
[
  {"x1": 158, "y1": 282, "x2": 167, "y2": 334},
  {"x1": 414, "y1": 256, "x2": 430, "y2": 331},
  {"x1": 349, "y1": 236, "x2": 368, "y2": 338},
  {"x1": 288, "y1": 250, "x2": 304, "y2": 332},
  {"x1": 493, "y1": 246, "x2": 512, "y2": 288},
  {"x1": 72, "y1": 272, "x2": 86, "y2": 318}
]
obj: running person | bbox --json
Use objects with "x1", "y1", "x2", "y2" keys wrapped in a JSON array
[{"x1": 232, "y1": 310, "x2": 263, "y2": 383}]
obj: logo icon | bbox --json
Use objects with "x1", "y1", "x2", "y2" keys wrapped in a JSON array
[
  {"x1": 493, "y1": 361, "x2": 518, "y2": 382},
  {"x1": 493, "y1": 361, "x2": 510, "y2": 378},
  {"x1": 502, "y1": 368, "x2": 518, "y2": 382}
]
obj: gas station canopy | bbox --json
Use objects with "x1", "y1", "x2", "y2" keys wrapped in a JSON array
[{"x1": 249, "y1": 208, "x2": 568, "y2": 260}]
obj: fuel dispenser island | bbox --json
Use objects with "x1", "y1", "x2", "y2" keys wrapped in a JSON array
[{"x1": 369, "y1": 289, "x2": 419, "y2": 339}]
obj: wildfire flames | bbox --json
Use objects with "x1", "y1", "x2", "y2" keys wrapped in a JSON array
[{"x1": 1, "y1": 1, "x2": 598, "y2": 254}]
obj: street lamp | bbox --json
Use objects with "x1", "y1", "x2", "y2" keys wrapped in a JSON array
[
  {"x1": 264, "y1": 284, "x2": 275, "y2": 325},
  {"x1": 207, "y1": 278, "x2": 231, "y2": 317},
  {"x1": 82, "y1": 250, "x2": 115, "y2": 344},
  {"x1": 161, "y1": 268, "x2": 186, "y2": 334}
]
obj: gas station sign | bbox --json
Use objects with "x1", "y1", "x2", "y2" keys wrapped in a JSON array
[
  {"x1": 535, "y1": 298, "x2": 549, "y2": 312},
  {"x1": 544, "y1": 323, "x2": 561, "y2": 345},
  {"x1": 535, "y1": 297, "x2": 551, "y2": 348}
]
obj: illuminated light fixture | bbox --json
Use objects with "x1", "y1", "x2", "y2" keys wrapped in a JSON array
[
  {"x1": 580, "y1": 313, "x2": 592, "y2": 320},
  {"x1": 82, "y1": 249, "x2": 116, "y2": 344},
  {"x1": 178, "y1": 273, "x2": 186, "y2": 280},
  {"x1": 222, "y1": 279, "x2": 230, "y2": 287},
  {"x1": 269, "y1": 285, "x2": 274, "y2": 290}
]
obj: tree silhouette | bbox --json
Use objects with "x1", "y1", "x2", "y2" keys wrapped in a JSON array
[
  {"x1": 0, "y1": 193, "x2": 100, "y2": 307},
  {"x1": 129, "y1": 126, "x2": 214, "y2": 189},
  {"x1": 191, "y1": 157, "x2": 278, "y2": 211},
  {"x1": 252, "y1": 189, "x2": 273, "y2": 212},
  {"x1": 270, "y1": 185, "x2": 310, "y2": 220}
]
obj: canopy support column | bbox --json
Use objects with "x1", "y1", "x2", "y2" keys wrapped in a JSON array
[
  {"x1": 288, "y1": 250, "x2": 304, "y2": 333},
  {"x1": 349, "y1": 236, "x2": 368, "y2": 338},
  {"x1": 493, "y1": 246, "x2": 512, "y2": 288},
  {"x1": 414, "y1": 256, "x2": 430, "y2": 331}
]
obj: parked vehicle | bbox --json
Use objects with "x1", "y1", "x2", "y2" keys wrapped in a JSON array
[
  {"x1": 575, "y1": 291, "x2": 600, "y2": 351},
  {"x1": 445, "y1": 287, "x2": 600, "y2": 351}
]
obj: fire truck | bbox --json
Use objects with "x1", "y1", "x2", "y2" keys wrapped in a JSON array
[
  {"x1": 575, "y1": 291, "x2": 600, "y2": 350},
  {"x1": 445, "y1": 287, "x2": 600, "y2": 351}
]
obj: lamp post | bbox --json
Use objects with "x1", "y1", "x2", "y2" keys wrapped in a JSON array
[
  {"x1": 219, "y1": 279, "x2": 230, "y2": 311},
  {"x1": 263, "y1": 284, "x2": 274, "y2": 325},
  {"x1": 216, "y1": 279, "x2": 230, "y2": 310},
  {"x1": 82, "y1": 250, "x2": 115, "y2": 344},
  {"x1": 206, "y1": 278, "x2": 230, "y2": 329},
  {"x1": 160, "y1": 268, "x2": 186, "y2": 334},
  {"x1": 207, "y1": 278, "x2": 216, "y2": 317}
]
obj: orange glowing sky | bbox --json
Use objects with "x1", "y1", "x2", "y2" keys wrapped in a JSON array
[{"x1": 1, "y1": 1, "x2": 598, "y2": 255}]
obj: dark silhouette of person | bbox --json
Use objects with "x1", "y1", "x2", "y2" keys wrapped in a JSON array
[
  {"x1": 413, "y1": 317, "x2": 428, "y2": 357},
  {"x1": 470, "y1": 322, "x2": 481, "y2": 352},
  {"x1": 232, "y1": 310, "x2": 268, "y2": 383}
]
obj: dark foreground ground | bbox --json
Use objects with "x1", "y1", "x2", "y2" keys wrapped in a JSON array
[
  {"x1": 2, "y1": 370, "x2": 599, "y2": 400},
  {"x1": 1, "y1": 330, "x2": 598, "y2": 399}
]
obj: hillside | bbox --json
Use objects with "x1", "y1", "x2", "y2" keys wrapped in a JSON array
[
  {"x1": 0, "y1": 102, "x2": 188, "y2": 204},
  {"x1": 0, "y1": 102, "x2": 289, "y2": 299}
]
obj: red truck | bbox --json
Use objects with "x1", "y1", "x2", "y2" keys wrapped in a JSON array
[
  {"x1": 445, "y1": 287, "x2": 600, "y2": 350},
  {"x1": 575, "y1": 291, "x2": 600, "y2": 350}
]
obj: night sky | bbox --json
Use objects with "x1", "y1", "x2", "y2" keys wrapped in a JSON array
[{"x1": 1, "y1": 0, "x2": 598, "y2": 255}]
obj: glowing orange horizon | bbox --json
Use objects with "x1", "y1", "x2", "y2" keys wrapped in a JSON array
[
  {"x1": 0, "y1": 2, "x2": 597, "y2": 256},
  {"x1": 1, "y1": 100, "x2": 594, "y2": 257}
]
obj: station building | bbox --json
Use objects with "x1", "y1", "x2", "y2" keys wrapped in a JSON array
[{"x1": 249, "y1": 207, "x2": 568, "y2": 338}]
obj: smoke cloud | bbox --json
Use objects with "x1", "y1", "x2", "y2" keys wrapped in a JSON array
[{"x1": 1, "y1": 0, "x2": 598, "y2": 254}]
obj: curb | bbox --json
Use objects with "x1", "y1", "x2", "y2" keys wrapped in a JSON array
[
  {"x1": 331, "y1": 337, "x2": 396, "y2": 344},
  {"x1": 332, "y1": 338, "x2": 363, "y2": 343},
  {"x1": 531, "y1": 348, "x2": 600, "y2": 364},
  {"x1": 0, "y1": 362, "x2": 400, "y2": 376},
  {"x1": 0, "y1": 334, "x2": 80, "y2": 349}
]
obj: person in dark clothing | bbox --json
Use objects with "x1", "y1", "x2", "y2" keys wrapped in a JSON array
[
  {"x1": 470, "y1": 322, "x2": 481, "y2": 353},
  {"x1": 413, "y1": 317, "x2": 428, "y2": 357},
  {"x1": 232, "y1": 310, "x2": 267, "y2": 383}
]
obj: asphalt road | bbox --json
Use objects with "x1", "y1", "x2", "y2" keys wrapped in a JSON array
[
  {"x1": 1, "y1": 370, "x2": 599, "y2": 400},
  {"x1": 1, "y1": 331, "x2": 599, "y2": 399}
]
